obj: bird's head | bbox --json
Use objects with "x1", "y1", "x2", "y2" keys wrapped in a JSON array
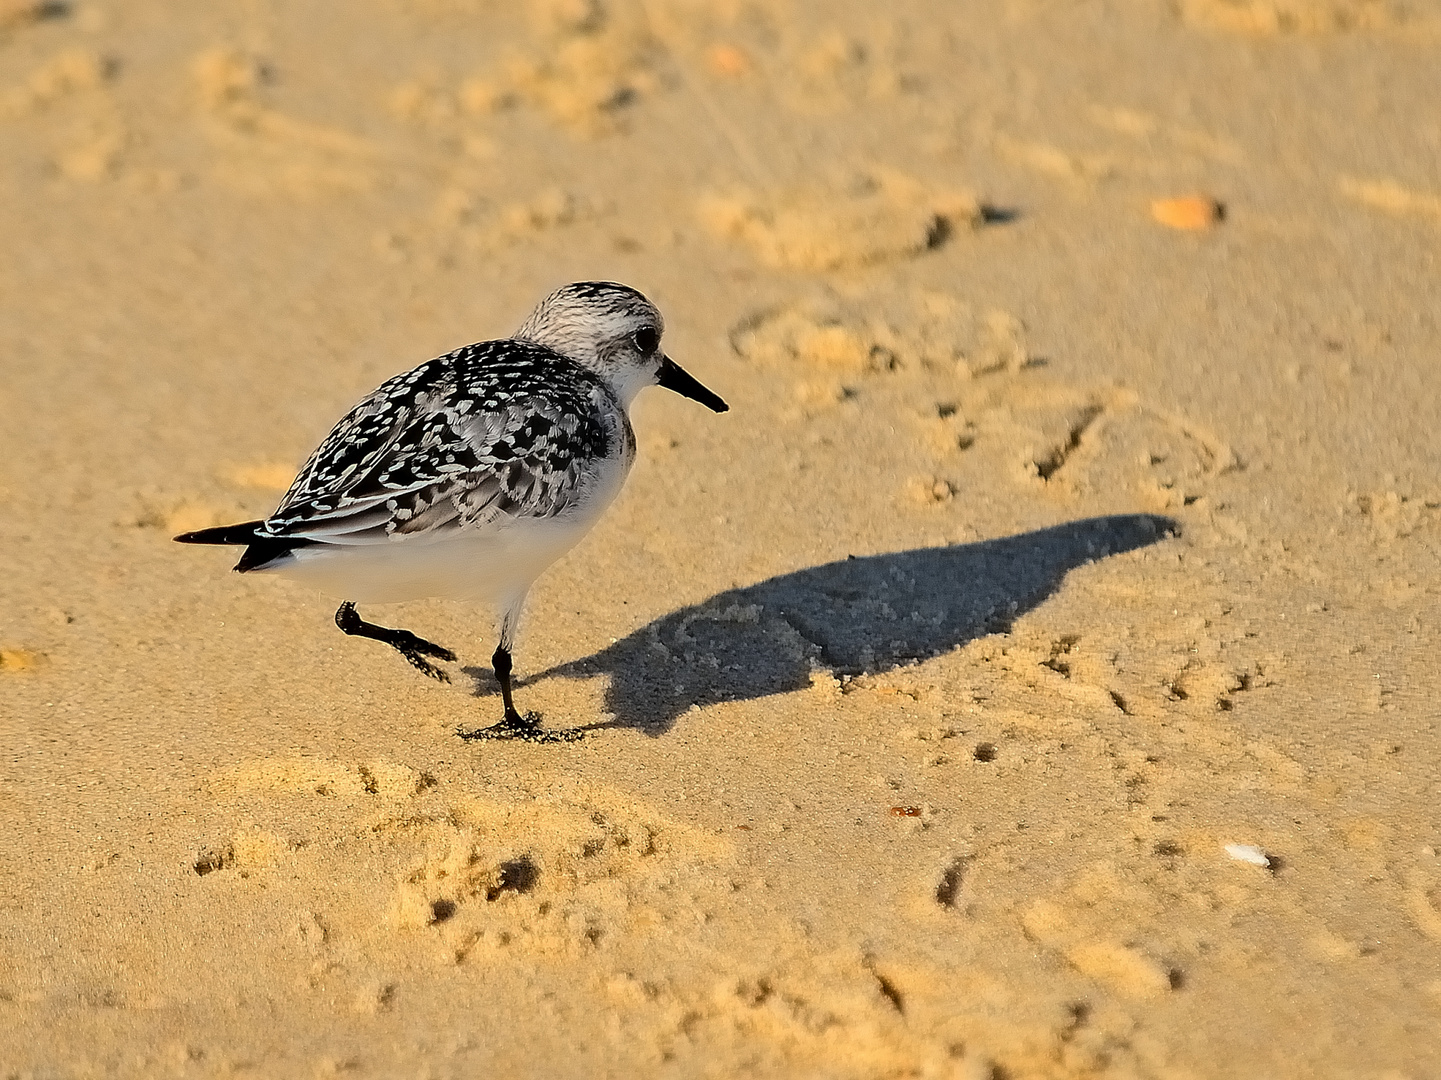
[{"x1": 514, "y1": 281, "x2": 728, "y2": 413}]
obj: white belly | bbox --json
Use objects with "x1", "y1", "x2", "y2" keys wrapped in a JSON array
[{"x1": 263, "y1": 512, "x2": 594, "y2": 605}]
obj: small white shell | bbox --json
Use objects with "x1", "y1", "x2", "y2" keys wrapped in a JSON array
[{"x1": 1224, "y1": 842, "x2": 1271, "y2": 868}]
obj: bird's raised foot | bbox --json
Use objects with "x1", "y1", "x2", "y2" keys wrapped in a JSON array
[
  {"x1": 334, "y1": 601, "x2": 457, "y2": 682},
  {"x1": 456, "y1": 710, "x2": 582, "y2": 743}
]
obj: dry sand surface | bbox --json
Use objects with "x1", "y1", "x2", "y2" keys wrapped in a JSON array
[{"x1": 2, "y1": 0, "x2": 1440, "y2": 1076}]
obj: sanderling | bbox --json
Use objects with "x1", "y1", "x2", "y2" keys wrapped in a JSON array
[{"x1": 176, "y1": 281, "x2": 728, "y2": 741}]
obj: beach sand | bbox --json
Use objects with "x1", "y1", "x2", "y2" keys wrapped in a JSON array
[{"x1": 2, "y1": 0, "x2": 1439, "y2": 1075}]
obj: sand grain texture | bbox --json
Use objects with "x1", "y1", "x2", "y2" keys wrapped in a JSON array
[{"x1": 1, "y1": 0, "x2": 1438, "y2": 1076}]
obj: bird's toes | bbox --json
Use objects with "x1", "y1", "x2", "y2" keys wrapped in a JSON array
[
  {"x1": 393, "y1": 631, "x2": 456, "y2": 662},
  {"x1": 414, "y1": 638, "x2": 458, "y2": 662},
  {"x1": 527, "y1": 727, "x2": 584, "y2": 744},
  {"x1": 457, "y1": 711, "x2": 581, "y2": 743},
  {"x1": 403, "y1": 652, "x2": 452, "y2": 682},
  {"x1": 456, "y1": 724, "x2": 505, "y2": 742}
]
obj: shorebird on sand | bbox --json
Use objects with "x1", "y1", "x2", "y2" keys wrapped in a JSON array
[{"x1": 176, "y1": 281, "x2": 728, "y2": 741}]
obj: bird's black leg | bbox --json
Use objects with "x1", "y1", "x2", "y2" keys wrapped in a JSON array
[
  {"x1": 457, "y1": 610, "x2": 580, "y2": 743},
  {"x1": 460, "y1": 643, "x2": 552, "y2": 740},
  {"x1": 334, "y1": 601, "x2": 457, "y2": 682},
  {"x1": 491, "y1": 643, "x2": 528, "y2": 728}
]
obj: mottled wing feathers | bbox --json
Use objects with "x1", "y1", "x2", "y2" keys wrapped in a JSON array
[{"x1": 262, "y1": 340, "x2": 621, "y2": 545}]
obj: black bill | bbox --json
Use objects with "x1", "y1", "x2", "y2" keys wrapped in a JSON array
[{"x1": 656, "y1": 356, "x2": 728, "y2": 413}]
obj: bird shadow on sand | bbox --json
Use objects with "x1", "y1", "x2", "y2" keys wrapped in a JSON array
[{"x1": 467, "y1": 514, "x2": 1176, "y2": 738}]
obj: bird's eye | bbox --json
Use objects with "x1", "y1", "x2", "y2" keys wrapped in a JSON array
[{"x1": 632, "y1": 327, "x2": 659, "y2": 354}]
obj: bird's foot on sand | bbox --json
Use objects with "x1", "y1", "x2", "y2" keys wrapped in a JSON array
[{"x1": 457, "y1": 710, "x2": 582, "y2": 743}]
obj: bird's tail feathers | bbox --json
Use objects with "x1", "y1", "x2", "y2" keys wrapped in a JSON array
[
  {"x1": 173, "y1": 521, "x2": 266, "y2": 546},
  {"x1": 175, "y1": 520, "x2": 314, "y2": 573}
]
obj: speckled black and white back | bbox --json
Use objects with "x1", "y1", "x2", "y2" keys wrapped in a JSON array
[{"x1": 269, "y1": 338, "x2": 631, "y2": 545}]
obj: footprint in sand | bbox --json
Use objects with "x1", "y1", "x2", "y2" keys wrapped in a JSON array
[
  {"x1": 1347, "y1": 489, "x2": 1441, "y2": 540},
  {"x1": 383, "y1": 782, "x2": 733, "y2": 963},
  {"x1": 963, "y1": 383, "x2": 1237, "y2": 509},
  {"x1": 733, "y1": 295, "x2": 1036, "y2": 378},
  {"x1": 1, "y1": 47, "x2": 115, "y2": 116},
  {"x1": 1177, "y1": 0, "x2": 1429, "y2": 34},
  {"x1": 377, "y1": 184, "x2": 609, "y2": 266},
  {"x1": 776, "y1": 27, "x2": 914, "y2": 113},
  {"x1": 731, "y1": 291, "x2": 1235, "y2": 512},
  {"x1": 1021, "y1": 888, "x2": 1180, "y2": 1000},
  {"x1": 1, "y1": 47, "x2": 128, "y2": 180},
  {"x1": 391, "y1": 0, "x2": 658, "y2": 137},
  {"x1": 700, "y1": 169, "x2": 981, "y2": 272},
  {"x1": 1339, "y1": 176, "x2": 1441, "y2": 226},
  {"x1": 190, "y1": 48, "x2": 379, "y2": 197},
  {"x1": 0, "y1": 647, "x2": 44, "y2": 672},
  {"x1": 211, "y1": 757, "x2": 436, "y2": 801},
  {"x1": 197, "y1": 761, "x2": 733, "y2": 967},
  {"x1": 1405, "y1": 874, "x2": 1441, "y2": 942}
]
